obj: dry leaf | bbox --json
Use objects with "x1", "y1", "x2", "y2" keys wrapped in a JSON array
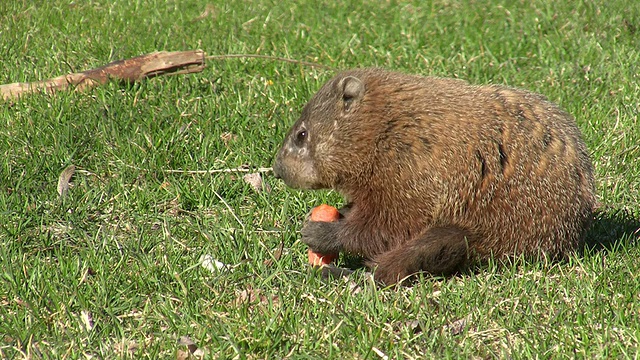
[
  {"x1": 444, "y1": 316, "x2": 469, "y2": 336},
  {"x1": 57, "y1": 164, "x2": 76, "y2": 197},
  {"x1": 178, "y1": 336, "x2": 205, "y2": 357},
  {"x1": 236, "y1": 288, "x2": 259, "y2": 304},
  {"x1": 404, "y1": 320, "x2": 423, "y2": 334},
  {"x1": 176, "y1": 349, "x2": 190, "y2": 360},
  {"x1": 235, "y1": 286, "x2": 279, "y2": 307},
  {"x1": 243, "y1": 172, "x2": 271, "y2": 193},
  {"x1": 220, "y1": 132, "x2": 237, "y2": 146},
  {"x1": 263, "y1": 242, "x2": 284, "y2": 266},
  {"x1": 80, "y1": 310, "x2": 94, "y2": 331},
  {"x1": 178, "y1": 336, "x2": 198, "y2": 353},
  {"x1": 347, "y1": 278, "x2": 363, "y2": 295}
]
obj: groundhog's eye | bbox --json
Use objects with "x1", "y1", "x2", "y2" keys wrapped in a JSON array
[{"x1": 295, "y1": 130, "x2": 307, "y2": 145}]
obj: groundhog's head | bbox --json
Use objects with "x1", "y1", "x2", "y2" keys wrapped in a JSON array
[{"x1": 273, "y1": 70, "x2": 374, "y2": 191}]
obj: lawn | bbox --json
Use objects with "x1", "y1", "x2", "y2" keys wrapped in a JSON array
[{"x1": 1, "y1": 0, "x2": 639, "y2": 358}]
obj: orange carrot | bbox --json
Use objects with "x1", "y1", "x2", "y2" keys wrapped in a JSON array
[
  {"x1": 307, "y1": 204, "x2": 340, "y2": 266},
  {"x1": 307, "y1": 250, "x2": 338, "y2": 267},
  {"x1": 309, "y1": 204, "x2": 340, "y2": 222}
]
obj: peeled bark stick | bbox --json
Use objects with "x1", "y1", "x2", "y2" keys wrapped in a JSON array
[{"x1": 1, "y1": 50, "x2": 206, "y2": 100}]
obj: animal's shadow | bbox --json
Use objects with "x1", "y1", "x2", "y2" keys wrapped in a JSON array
[{"x1": 584, "y1": 205, "x2": 640, "y2": 253}]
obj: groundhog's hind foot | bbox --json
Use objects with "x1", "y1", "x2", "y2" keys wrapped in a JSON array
[{"x1": 370, "y1": 226, "x2": 472, "y2": 285}]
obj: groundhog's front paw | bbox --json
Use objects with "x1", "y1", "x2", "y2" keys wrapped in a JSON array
[{"x1": 300, "y1": 220, "x2": 343, "y2": 254}]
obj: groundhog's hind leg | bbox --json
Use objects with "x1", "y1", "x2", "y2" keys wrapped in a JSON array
[{"x1": 371, "y1": 226, "x2": 472, "y2": 285}]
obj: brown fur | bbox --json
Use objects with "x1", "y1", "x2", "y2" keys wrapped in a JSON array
[{"x1": 273, "y1": 68, "x2": 595, "y2": 284}]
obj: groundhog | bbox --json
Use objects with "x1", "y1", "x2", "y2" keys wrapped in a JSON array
[{"x1": 273, "y1": 68, "x2": 595, "y2": 285}]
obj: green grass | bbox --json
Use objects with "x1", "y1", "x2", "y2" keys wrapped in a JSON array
[{"x1": 1, "y1": 0, "x2": 639, "y2": 358}]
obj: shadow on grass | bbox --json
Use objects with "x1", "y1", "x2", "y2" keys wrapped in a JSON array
[{"x1": 585, "y1": 205, "x2": 640, "y2": 253}]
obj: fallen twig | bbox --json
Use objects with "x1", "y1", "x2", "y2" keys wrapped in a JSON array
[
  {"x1": 1, "y1": 50, "x2": 206, "y2": 100},
  {"x1": 163, "y1": 167, "x2": 273, "y2": 174},
  {"x1": 122, "y1": 163, "x2": 272, "y2": 174}
]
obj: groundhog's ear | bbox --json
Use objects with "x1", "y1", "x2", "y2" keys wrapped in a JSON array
[{"x1": 339, "y1": 76, "x2": 365, "y2": 110}]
